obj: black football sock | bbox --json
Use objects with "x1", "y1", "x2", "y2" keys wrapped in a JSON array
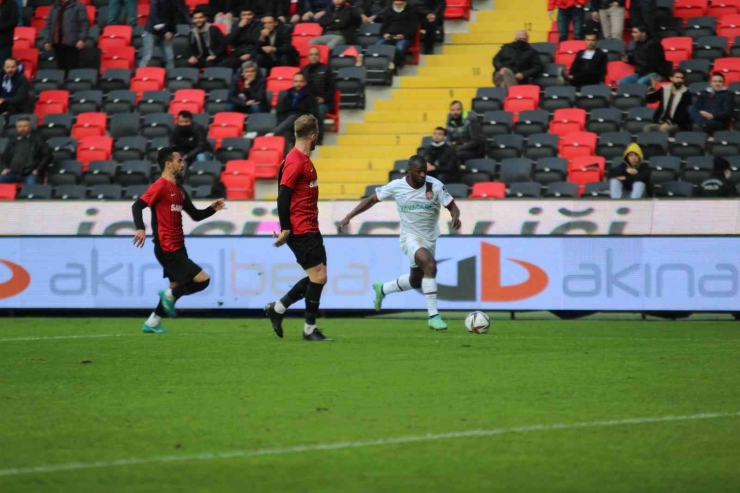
[
  {"x1": 280, "y1": 276, "x2": 310, "y2": 309},
  {"x1": 154, "y1": 300, "x2": 167, "y2": 317},
  {"x1": 172, "y1": 279, "x2": 211, "y2": 300},
  {"x1": 304, "y1": 281, "x2": 325, "y2": 326}
]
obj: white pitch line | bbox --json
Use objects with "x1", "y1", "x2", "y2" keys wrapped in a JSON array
[
  {"x1": 0, "y1": 334, "x2": 128, "y2": 342},
  {"x1": 1, "y1": 411, "x2": 738, "y2": 477}
]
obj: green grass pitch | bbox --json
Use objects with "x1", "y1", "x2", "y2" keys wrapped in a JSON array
[{"x1": 1, "y1": 315, "x2": 739, "y2": 492}]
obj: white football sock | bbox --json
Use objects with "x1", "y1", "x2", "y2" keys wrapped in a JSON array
[
  {"x1": 304, "y1": 323, "x2": 316, "y2": 335},
  {"x1": 146, "y1": 312, "x2": 161, "y2": 327},
  {"x1": 164, "y1": 288, "x2": 175, "y2": 301},
  {"x1": 421, "y1": 278, "x2": 439, "y2": 318},
  {"x1": 274, "y1": 300, "x2": 287, "y2": 314},
  {"x1": 382, "y1": 275, "x2": 412, "y2": 295}
]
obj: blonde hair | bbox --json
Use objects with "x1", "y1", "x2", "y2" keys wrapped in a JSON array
[{"x1": 294, "y1": 114, "x2": 319, "y2": 140}]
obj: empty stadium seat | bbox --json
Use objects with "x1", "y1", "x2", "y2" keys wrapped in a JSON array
[
  {"x1": 576, "y1": 84, "x2": 612, "y2": 111},
  {"x1": 18, "y1": 184, "x2": 52, "y2": 200},
  {"x1": 531, "y1": 42, "x2": 556, "y2": 65},
  {"x1": 661, "y1": 37, "x2": 694, "y2": 68},
  {"x1": 246, "y1": 113, "x2": 277, "y2": 136},
  {"x1": 364, "y1": 45, "x2": 395, "y2": 85},
  {"x1": 718, "y1": 15, "x2": 740, "y2": 44},
  {"x1": 709, "y1": 130, "x2": 740, "y2": 156},
  {"x1": 713, "y1": 57, "x2": 740, "y2": 83},
  {"x1": 683, "y1": 16, "x2": 718, "y2": 39},
  {"x1": 124, "y1": 184, "x2": 149, "y2": 200},
  {"x1": 216, "y1": 138, "x2": 252, "y2": 163},
  {"x1": 72, "y1": 112, "x2": 107, "y2": 139},
  {"x1": 606, "y1": 61, "x2": 635, "y2": 87},
  {"x1": 187, "y1": 161, "x2": 222, "y2": 187},
  {"x1": 614, "y1": 84, "x2": 648, "y2": 111},
  {"x1": 167, "y1": 67, "x2": 199, "y2": 91},
  {"x1": 624, "y1": 107, "x2": 656, "y2": 135},
  {"x1": 138, "y1": 90, "x2": 171, "y2": 114},
  {"x1": 47, "y1": 160, "x2": 82, "y2": 187},
  {"x1": 583, "y1": 181, "x2": 610, "y2": 198},
  {"x1": 40, "y1": 113, "x2": 73, "y2": 139},
  {"x1": 221, "y1": 172, "x2": 255, "y2": 199},
  {"x1": 292, "y1": 23, "x2": 323, "y2": 55},
  {"x1": 89, "y1": 184, "x2": 123, "y2": 200},
  {"x1": 524, "y1": 133, "x2": 559, "y2": 160},
  {"x1": 69, "y1": 90, "x2": 103, "y2": 114},
  {"x1": 597, "y1": 39, "x2": 625, "y2": 61},
  {"x1": 504, "y1": 85, "x2": 540, "y2": 116},
  {"x1": 567, "y1": 155, "x2": 606, "y2": 179},
  {"x1": 649, "y1": 155, "x2": 682, "y2": 186},
  {"x1": 670, "y1": 132, "x2": 708, "y2": 159},
  {"x1": 0, "y1": 184, "x2": 17, "y2": 200},
  {"x1": 488, "y1": 134, "x2": 524, "y2": 161},
  {"x1": 637, "y1": 132, "x2": 670, "y2": 159},
  {"x1": 507, "y1": 182, "x2": 542, "y2": 198},
  {"x1": 549, "y1": 108, "x2": 586, "y2": 137},
  {"x1": 104, "y1": 90, "x2": 137, "y2": 115},
  {"x1": 113, "y1": 136, "x2": 147, "y2": 162},
  {"x1": 101, "y1": 46, "x2": 136, "y2": 71},
  {"x1": 77, "y1": 136, "x2": 113, "y2": 167},
  {"x1": 32, "y1": 69, "x2": 65, "y2": 92},
  {"x1": 471, "y1": 87, "x2": 506, "y2": 114},
  {"x1": 249, "y1": 136, "x2": 285, "y2": 179},
  {"x1": 586, "y1": 107, "x2": 623, "y2": 134},
  {"x1": 224, "y1": 160, "x2": 257, "y2": 176},
  {"x1": 208, "y1": 112, "x2": 246, "y2": 142},
  {"x1": 198, "y1": 67, "x2": 233, "y2": 91},
  {"x1": 469, "y1": 182, "x2": 506, "y2": 199},
  {"x1": 512, "y1": 110, "x2": 549, "y2": 136},
  {"x1": 131, "y1": 67, "x2": 166, "y2": 97},
  {"x1": 34, "y1": 90, "x2": 69, "y2": 123},
  {"x1": 13, "y1": 26, "x2": 36, "y2": 49},
  {"x1": 534, "y1": 157, "x2": 568, "y2": 185},
  {"x1": 655, "y1": 180, "x2": 695, "y2": 197},
  {"x1": 83, "y1": 160, "x2": 118, "y2": 185},
  {"x1": 682, "y1": 155, "x2": 715, "y2": 184},
  {"x1": 461, "y1": 158, "x2": 497, "y2": 185},
  {"x1": 541, "y1": 86, "x2": 576, "y2": 113},
  {"x1": 99, "y1": 68, "x2": 132, "y2": 92},
  {"x1": 545, "y1": 182, "x2": 579, "y2": 198},
  {"x1": 481, "y1": 111, "x2": 514, "y2": 140},
  {"x1": 48, "y1": 137, "x2": 78, "y2": 163},
  {"x1": 336, "y1": 67, "x2": 366, "y2": 109},
  {"x1": 99, "y1": 25, "x2": 133, "y2": 50},
  {"x1": 596, "y1": 132, "x2": 632, "y2": 164},
  {"x1": 559, "y1": 132, "x2": 598, "y2": 160},
  {"x1": 693, "y1": 35, "x2": 728, "y2": 61},
  {"x1": 498, "y1": 158, "x2": 533, "y2": 184},
  {"x1": 170, "y1": 89, "x2": 205, "y2": 115}
]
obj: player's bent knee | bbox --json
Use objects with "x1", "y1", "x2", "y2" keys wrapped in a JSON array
[
  {"x1": 307, "y1": 264, "x2": 328, "y2": 285},
  {"x1": 193, "y1": 270, "x2": 210, "y2": 283}
]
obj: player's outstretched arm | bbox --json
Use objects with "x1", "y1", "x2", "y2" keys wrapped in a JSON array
[
  {"x1": 337, "y1": 194, "x2": 379, "y2": 233},
  {"x1": 131, "y1": 198, "x2": 149, "y2": 248},
  {"x1": 183, "y1": 195, "x2": 224, "y2": 222},
  {"x1": 447, "y1": 201, "x2": 462, "y2": 231}
]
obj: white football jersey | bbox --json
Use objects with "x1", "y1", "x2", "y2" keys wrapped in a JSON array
[{"x1": 375, "y1": 176, "x2": 454, "y2": 240}]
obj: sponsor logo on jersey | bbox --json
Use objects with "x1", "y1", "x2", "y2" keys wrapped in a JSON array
[
  {"x1": 309, "y1": 180, "x2": 318, "y2": 188},
  {"x1": 399, "y1": 204, "x2": 434, "y2": 212},
  {"x1": 171, "y1": 204, "x2": 183, "y2": 212}
]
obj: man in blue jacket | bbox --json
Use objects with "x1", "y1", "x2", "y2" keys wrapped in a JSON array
[
  {"x1": 140, "y1": 0, "x2": 191, "y2": 72},
  {"x1": 689, "y1": 72, "x2": 734, "y2": 134}
]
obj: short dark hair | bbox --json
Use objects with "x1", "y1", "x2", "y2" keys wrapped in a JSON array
[
  {"x1": 672, "y1": 69, "x2": 686, "y2": 78},
  {"x1": 408, "y1": 155, "x2": 426, "y2": 169},
  {"x1": 240, "y1": 8, "x2": 254, "y2": 14},
  {"x1": 584, "y1": 31, "x2": 598, "y2": 38},
  {"x1": 16, "y1": 116, "x2": 31, "y2": 125},
  {"x1": 714, "y1": 157, "x2": 732, "y2": 175},
  {"x1": 192, "y1": 6, "x2": 208, "y2": 17},
  {"x1": 157, "y1": 146, "x2": 179, "y2": 171},
  {"x1": 633, "y1": 26, "x2": 649, "y2": 34},
  {"x1": 711, "y1": 72, "x2": 725, "y2": 81},
  {"x1": 178, "y1": 110, "x2": 193, "y2": 120},
  {"x1": 450, "y1": 100, "x2": 462, "y2": 108},
  {"x1": 434, "y1": 127, "x2": 447, "y2": 135}
]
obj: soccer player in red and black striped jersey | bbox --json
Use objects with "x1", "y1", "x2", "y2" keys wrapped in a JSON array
[
  {"x1": 131, "y1": 147, "x2": 225, "y2": 334},
  {"x1": 265, "y1": 114, "x2": 331, "y2": 342}
]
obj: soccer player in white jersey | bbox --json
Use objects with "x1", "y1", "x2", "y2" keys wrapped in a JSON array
[{"x1": 338, "y1": 155, "x2": 462, "y2": 330}]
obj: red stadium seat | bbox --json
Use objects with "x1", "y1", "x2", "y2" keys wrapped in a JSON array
[
  {"x1": 407, "y1": 28, "x2": 422, "y2": 66},
  {"x1": 469, "y1": 182, "x2": 506, "y2": 199},
  {"x1": 299, "y1": 43, "x2": 329, "y2": 68},
  {"x1": 267, "y1": 66, "x2": 300, "y2": 107},
  {"x1": 661, "y1": 37, "x2": 693, "y2": 68},
  {"x1": 136, "y1": 4, "x2": 150, "y2": 25},
  {"x1": 709, "y1": 0, "x2": 740, "y2": 18},
  {"x1": 208, "y1": 113, "x2": 246, "y2": 142},
  {"x1": 549, "y1": 108, "x2": 587, "y2": 137},
  {"x1": 504, "y1": 85, "x2": 540, "y2": 117},
  {"x1": 34, "y1": 90, "x2": 69, "y2": 123},
  {"x1": 221, "y1": 172, "x2": 256, "y2": 199},
  {"x1": 555, "y1": 40, "x2": 587, "y2": 69},
  {"x1": 101, "y1": 46, "x2": 136, "y2": 72},
  {"x1": 567, "y1": 169, "x2": 602, "y2": 195},
  {"x1": 99, "y1": 26, "x2": 133, "y2": 50},
  {"x1": 249, "y1": 136, "x2": 285, "y2": 179},
  {"x1": 548, "y1": 20, "x2": 573, "y2": 43},
  {"x1": 292, "y1": 23, "x2": 323, "y2": 55},
  {"x1": 77, "y1": 136, "x2": 113, "y2": 167},
  {"x1": 85, "y1": 6, "x2": 96, "y2": 26},
  {"x1": 674, "y1": 0, "x2": 709, "y2": 24},
  {"x1": 445, "y1": 0, "x2": 472, "y2": 20},
  {"x1": 567, "y1": 155, "x2": 606, "y2": 178},
  {"x1": 184, "y1": 0, "x2": 202, "y2": 11},
  {"x1": 12, "y1": 47, "x2": 38, "y2": 80},
  {"x1": 131, "y1": 67, "x2": 166, "y2": 98},
  {"x1": 0, "y1": 184, "x2": 16, "y2": 200},
  {"x1": 224, "y1": 160, "x2": 257, "y2": 176},
  {"x1": 606, "y1": 61, "x2": 635, "y2": 88},
  {"x1": 713, "y1": 57, "x2": 740, "y2": 83},
  {"x1": 559, "y1": 132, "x2": 598, "y2": 160},
  {"x1": 718, "y1": 14, "x2": 740, "y2": 40},
  {"x1": 324, "y1": 90, "x2": 341, "y2": 133},
  {"x1": 72, "y1": 112, "x2": 107, "y2": 139},
  {"x1": 170, "y1": 89, "x2": 205, "y2": 115},
  {"x1": 13, "y1": 27, "x2": 36, "y2": 50}
]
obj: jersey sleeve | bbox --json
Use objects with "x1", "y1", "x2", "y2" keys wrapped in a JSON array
[
  {"x1": 279, "y1": 160, "x2": 302, "y2": 190},
  {"x1": 139, "y1": 180, "x2": 163, "y2": 207},
  {"x1": 375, "y1": 180, "x2": 397, "y2": 201},
  {"x1": 438, "y1": 184, "x2": 454, "y2": 208}
]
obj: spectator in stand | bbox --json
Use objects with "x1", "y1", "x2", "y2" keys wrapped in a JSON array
[
  {"x1": 699, "y1": 157, "x2": 737, "y2": 197},
  {"x1": 0, "y1": 58, "x2": 30, "y2": 115},
  {"x1": 630, "y1": 0, "x2": 656, "y2": 41},
  {"x1": 0, "y1": 0, "x2": 19, "y2": 65},
  {"x1": 301, "y1": 0, "x2": 333, "y2": 22},
  {"x1": 140, "y1": 0, "x2": 191, "y2": 72},
  {"x1": 108, "y1": 0, "x2": 137, "y2": 27},
  {"x1": 187, "y1": 7, "x2": 228, "y2": 68},
  {"x1": 590, "y1": 0, "x2": 624, "y2": 40},
  {"x1": 209, "y1": 0, "x2": 237, "y2": 33},
  {"x1": 608, "y1": 143, "x2": 650, "y2": 199},
  {"x1": 644, "y1": 70, "x2": 691, "y2": 134},
  {"x1": 268, "y1": 73, "x2": 319, "y2": 139},
  {"x1": 690, "y1": 73, "x2": 733, "y2": 134},
  {"x1": 377, "y1": 0, "x2": 419, "y2": 70},
  {"x1": 300, "y1": 47, "x2": 335, "y2": 144},
  {"x1": 358, "y1": 0, "x2": 391, "y2": 23},
  {"x1": 255, "y1": 15, "x2": 299, "y2": 70},
  {"x1": 0, "y1": 117, "x2": 51, "y2": 186},
  {"x1": 171, "y1": 110, "x2": 212, "y2": 162},
  {"x1": 561, "y1": 31, "x2": 607, "y2": 87},
  {"x1": 492, "y1": 30, "x2": 543, "y2": 89},
  {"x1": 420, "y1": 127, "x2": 459, "y2": 183},
  {"x1": 548, "y1": 0, "x2": 587, "y2": 42},
  {"x1": 224, "y1": 8, "x2": 261, "y2": 69},
  {"x1": 309, "y1": 0, "x2": 358, "y2": 48},
  {"x1": 618, "y1": 26, "x2": 667, "y2": 85},
  {"x1": 414, "y1": 0, "x2": 445, "y2": 55},
  {"x1": 446, "y1": 100, "x2": 484, "y2": 163},
  {"x1": 229, "y1": 61, "x2": 269, "y2": 113},
  {"x1": 271, "y1": 0, "x2": 295, "y2": 24},
  {"x1": 41, "y1": 0, "x2": 89, "y2": 74}
]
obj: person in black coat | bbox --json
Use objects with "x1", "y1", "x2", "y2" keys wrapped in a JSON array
[
  {"x1": 619, "y1": 25, "x2": 668, "y2": 85},
  {"x1": 254, "y1": 15, "x2": 299, "y2": 70},
  {"x1": 376, "y1": 0, "x2": 419, "y2": 69},
  {"x1": 187, "y1": 8, "x2": 228, "y2": 68},
  {"x1": 310, "y1": 0, "x2": 359, "y2": 47},
  {"x1": 492, "y1": 30, "x2": 543, "y2": 89},
  {"x1": 0, "y1": 0, "x2": 19, "y2": 65},
  {"x1": 223, "y1": 7, "x2": 261, "y2": 68},
  {"x1": 420, "y1": 127, "x2": 459, "y2": 183},
  {"x1": 699, "y1": 157, "x2": 738, "y2": 198},
  {"x1": 564, "y1": 31, "x2": 608, "y2": 87},
  {"x1": 300, "y1": 46, "x2": 335, "y2": 143},
  {"x1": 644, "y1": 70, "x2": 691, "y2": 134},
  {"x1": 142, "y1": 0, "x2": 191, "y2": 72},
  {"x1": 0, "y1": 58, "x2": 31, "y2": 115},
  {"x1": 269, "y1": 72, "x2": 319, "y2": 138},
  {"x1": 413, "y1": 0, "x2": 445, "y2": 54},
  {"x1": 229, "y1": 60, "x2": 269, "y2": 113},
  {"x1": 358, "y1": 0, "x2": 391, "y2": 23},
  {"x1": 0, "y1": 117, "x2": 51, "y2": 185},
  {"x1": 171, "y1": 111, "x2": 212, "y2": 162}
]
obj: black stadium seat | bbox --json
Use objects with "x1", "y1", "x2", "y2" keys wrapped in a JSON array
[{"x1": 524, "y1": 133, "x2": 559, "y2": 160}]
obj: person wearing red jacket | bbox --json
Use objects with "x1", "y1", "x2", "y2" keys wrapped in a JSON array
[{"x1": 548, "y1": 0, "x2": 587, "y2": 42}]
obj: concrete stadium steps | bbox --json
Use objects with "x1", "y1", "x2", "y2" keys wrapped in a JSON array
[
  {"x1": 364, "y1": 111, "x2": 450, "y2": 124},
  {"x1": 319, "y1": 145, "x2": 417, "y2": 159},
  {"x1": 425, "y1": 54, "x2": 498, "y2": 67},
  {"x1": 452, "y1": 31, "x2": 548, "y2": 44},
  {"x1": 373, "y1": 99, "x2": 454, "y2": 112},
  {"x1": 318, "y1": 170, "x2": 391, "y2": 184},
  {"x1": 319, "y1": 183, "x2": 370, "y2": 198},
  {"x1": 336, "y1": 135, "x2": 429, "y2": 147},
  {"x1": 344, "y1": 123, "x2": 434, "y2": 135},
  {"x1": 390, "y1": 88, "x2": 478, "y2": 101}
]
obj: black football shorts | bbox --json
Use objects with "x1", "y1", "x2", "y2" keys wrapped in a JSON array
[{"x1": 287, "y1": 233, "x2": 327, "y2": 271}]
